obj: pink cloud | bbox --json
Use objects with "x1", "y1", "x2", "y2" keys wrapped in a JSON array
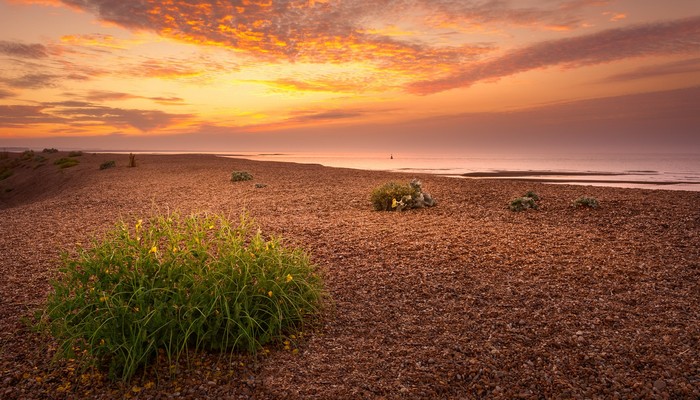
[{"x1": 408, "y1": 16, "x2": 700, "y2": 94}]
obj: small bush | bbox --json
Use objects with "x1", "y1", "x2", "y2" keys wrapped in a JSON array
[
  {"x1": 371, "y1": 181, "x2": 418, "y2": 211},
  {"x1": 231, "y1": 171, "x2": 253, "y2": 182},
  {"x1": 68, "y1": 151, "x2": 83, "y2": 157},
  {"x1": 37, "y1": 212, "x2": 324, "y2": 381},
  {"x1": 371, "y1": 179, "x2": 436, "y2": 211},
  {"x1": 43, "y1": 148, "x2": 59, "y2": 153},
  {"x1": 524, "y1": 191, "x2": 540, "y2": 201},
  {"x1": 20, "y1": 150, "x2": 35, "y2": 161},
  {"x1": 0, "y1": 167, "x2": 12, "y2": 181},
  {"x1": 572, "y1": 196, "x2": 599, "y2": 209},
  {"x1": 509, "y1": 197, "x2": 538, "y2": 212},
  {"x1": 100, "y1": 161, "x2": 116, "y2": 170},
  {"x1": 54, "y1": 157, "x2": 79, "y2": 169}
]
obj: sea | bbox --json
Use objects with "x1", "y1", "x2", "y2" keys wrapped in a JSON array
[{"x1": 219, "y1": 151, "x2": 700, "y2": 192}]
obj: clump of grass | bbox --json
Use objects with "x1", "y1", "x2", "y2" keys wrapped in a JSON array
[
  {"x1": 509, "y1": 197, "x2": 538, "y2": 212},
  {"x1": 370, "y1": 181, "x2": 418, "y2": 211},
  {"x1": 0, "y1": 167, "x2": 12, "y2": 181},
  {"x1": 524, "y1": 190, "x2": 540, "y2": 201},
  {"x1": 231, "y1": 171, "x2": 253, "y2": 182},
  {"x1": 37, "y1": 212, "x2": 324, "y2": 381},
  {"x1": 68, "y1": 151, "x2": 83, "y2": 157},
  {"x1": 20, "y1": 150, "x2": 35, "y2": 161},
  {"x1": 509, "y1": 190, "x2": 540, "y2": 212},
  {"x1": 43, "y1": 148, "x2": 59, "y2": 153},
  {"x1": 100, "y1": 161, "x2": 116, "y2": 170},
  {"x1": 572, "y1": 196, "x2": 599, "y2": 209},
  {"x1": 54, "y1": 157, "x2": 79, "y2": 169}
]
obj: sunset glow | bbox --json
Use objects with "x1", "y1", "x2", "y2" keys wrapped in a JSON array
[{"x1": 1, "y1": 0, "x2": 699, "y2": 152}]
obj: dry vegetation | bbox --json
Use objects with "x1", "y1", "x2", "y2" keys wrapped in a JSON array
[{"x1": 1, "y1": 152, "x2": 699, "y2": 399}]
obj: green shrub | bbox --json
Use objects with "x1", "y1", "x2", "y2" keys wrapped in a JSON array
[
  {"x1": 37, "y1": 212, "x2": 324, "y2": 381},
  {"x1": 509, "y1": 196, "x2": 538, "y2": 212},
  {"x1": 100, "y1": 160, "x2": 116, "y2": 170},
  {"x1": 43, "y1": 148, "x2": 59, "y2": 153},
  {"x1": 524, "y1": 191, "x2": 540, "y2": 201},
  {"x1": 54, "y1": 157, "x2": 79, "y2": 169},
  {"x1": 231, "y1": 171, "x2": 253, "y2": 182},
  {"x1": 0, "y1": 167, "x2": 12, "y2": 181},
  {"x1": 20, "y1": 150, "x2": 35, "y2": 161},
  {"x1": 370, "y1": 181, "x2": 418, "y2": 211},
  {"x1": 572, "y1": 196, "x2": 599, "y2": 209},
  {"x1": 68, "y1": 151, "x2": 83, "y2": 157}
]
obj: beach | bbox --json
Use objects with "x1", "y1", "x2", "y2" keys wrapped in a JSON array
[{"x1": 1, "y1": 152, "x2": 699, "y2": 398}]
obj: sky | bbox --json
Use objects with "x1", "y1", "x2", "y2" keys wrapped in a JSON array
[{"x1": 0, "y1": 0, "x2": 699, "y2": 153}]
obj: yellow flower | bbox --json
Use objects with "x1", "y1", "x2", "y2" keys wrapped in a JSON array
[
  {"x1": 99, "y1": 296, "x2": 108, "y2": 302},
  {"x1": 149, "y1": 246, "x2": 158, "y2": 254},
  {"x1": 391, "y1": 198, "x2": 398, "y2": 208},
  {"x1": 172, "y1": 245, "x2": 178, "y2": 253},
  {"x1": 208, "y1": 224, "x2": 215, "y2": 230},
  {"x1": 267, "y1": 291, "x2": 273, "y2": 297},
  {"x1": 286, "y1": 274, "x2": 293, "y2": 283},
  {"x1": 133, "y1": 306, "x2": 140, "y2": 312},
  {"x1": 135, "y1": 219, "x2": 143, "y2": 230}
]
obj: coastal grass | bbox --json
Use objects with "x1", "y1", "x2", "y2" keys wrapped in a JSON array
[
  {"x1": 509, "y1": 191, "x2": 540, "y2": 212},
  {"x1": 231, "y1": 171, "x2": 253, "y2": 182},
  {"x1": 573, "y1": 196, "x2": 599, "y2": 208},
  {"x1": 37, "y1": 212, "x2": 324, "y2": 381},
  {"x1": 100, "y1": 160, "x2": 116, "y2": 170},
  {"x1": 54, "y1": 157, "x2": 80, "y2": 169},
  {"x1": 370, "y1": 181, "x2": 418, "y2": 211}
]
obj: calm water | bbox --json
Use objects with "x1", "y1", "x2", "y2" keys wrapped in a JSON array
[{"x1": 222, "y1": 151, "x2": 700, "y2": 191}]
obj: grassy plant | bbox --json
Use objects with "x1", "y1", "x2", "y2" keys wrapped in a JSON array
[
  {"x1": 100, "y1": 161, "x2": 116, "y2": 170},
  {"x1": 43, "y1": 148, "x2": 59, "y2": 153},
  {"x1": 524, "y1": 191, "x2": 540, "y2": 201},
  {"x1": 68, "y1": 151, "x2": 83, "y2": 157},
  {"x1": 509, "y1": 196, "x2": 538, "y2": 212},
  {"x1": 37, "y1": 212, "x2": 323, "y2": 381},
  {"x1": 0, "y1": 167, "x2": 12, "y2": 181},
  {"x1": 20, "y1": 150, "x2": 35, "y2": 161},
  {"x1": 572, "y1": 196, "x2": 599, "y2": 209},
  {"x1": 370, "y1": 181, "x2": 419, "y2": 211},
  {"x1": 54, "y1": 157, "x2": 80, "y2": 169},
  {"x1": 231, "y1": 171, "x2": 253, "y2": 182}
]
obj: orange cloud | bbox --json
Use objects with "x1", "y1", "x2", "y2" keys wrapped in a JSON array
[{"x1": 409, "y1": 16, "x2": 700, "y2": 95}]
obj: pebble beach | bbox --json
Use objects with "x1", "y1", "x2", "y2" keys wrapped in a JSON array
[{"x1": 1, "y1": 152, "x2": 699, "y2": 399}]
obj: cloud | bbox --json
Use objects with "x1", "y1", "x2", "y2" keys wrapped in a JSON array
[
  {"x1": 0, "y1": 88, "x2": 15, "y2": 99},
  {"x1": 0, "y1": 40, "x2": 49, "y2": 59},
  {"x1": 408, "y1": 16, "x2": 700, "y2": 94},
  {"x1": 0, "y1": 105, "x2": 65, "y2": 127},
  {"x1": 0, "y1": 101, "x2": 192, "y2": 131},
  {"x1": 288, "y1": 109, "x2": 364, "y2": 122},
  {"x1": 85, "y1": 90, "x2": 186, "y2": 105},
  {"x1": 601, "y1": 58, "x2": 700, "y2": 82},
  {"x1": 1, "y1": 73, "x2": 61, "y2": 89}
]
